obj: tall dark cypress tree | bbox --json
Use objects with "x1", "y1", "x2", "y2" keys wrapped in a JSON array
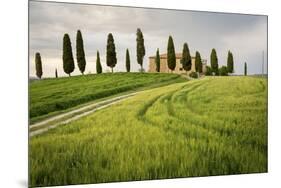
[
  {"x1": 63, "y1": 33, "x2": 75, "y2": 76},
  {"x1": 195, "y1": 51, "x2": 202, "y2": 73},
  {"x1": 106, "y1": 33, "x2": 117, "y2": 72},
  {"x1": 227, "y1": 50, "x2": 234, "y2": 73},
  {"x1": 125, "y1": 49, "x2": 130, "y2": 72},
  {"x1": 180, "y1": 43, "x2": 191, "y2": 72},
  {"x1": 76, "y1": 30, "x2": 86, "y2": 74},
  {"x1": 210, "y1": 48, "x2": 219, "y2": 75},
  {"x1": 244, "y1": 62, "x2": 247, "y2": 76},
  {"x1": 136, "y1": 28, "x2": 145, "y2": 71},
  {"x1": 55, "y1": 68, "x2": 58, "y2": 78},
  {"x1": 96, "y1": 51, "x2": 102, "y2": 74},
  {"x1": 35, "y1": 52, "x2": 43, "y2": 79},
  {"x1": 167, "y1": 36, "x2": 176, "y2": 72},
  {"x1": 155, "y1": 48, "x2": 160, "y2": 72}
]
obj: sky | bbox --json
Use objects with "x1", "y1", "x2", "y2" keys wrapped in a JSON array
[{"x1": 29, "y1": 1, "x2": 268, "y2": 78}]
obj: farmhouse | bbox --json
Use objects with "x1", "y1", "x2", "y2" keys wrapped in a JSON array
[{"x1": 148, "y1": 53, "x2": 207, "y2": 74}]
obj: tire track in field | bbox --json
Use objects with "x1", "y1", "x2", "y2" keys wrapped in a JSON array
[
  {"x1": 136, "y1": 79, "x2": 258, "y2": 152},
  {"x1": 165, "y1": 79, "x2": 267, "y2": 153},
  {"x1": 168, "y1": 80, "x2": 210, "y2": 117},
  {"x1": 136, "y1": 91, "x2": 175, "y2": 125},
  {"x1": 137, "y1": 80, "x2": 205, "y2": 123},
  {"x1": 136, "y1": 81, "x2": 213, "y2": 139}
]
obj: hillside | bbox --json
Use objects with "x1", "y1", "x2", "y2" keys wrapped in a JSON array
[
  {"x1": 30, "y1": 76, "x2": 268, "y2": 187},
  {"x1": 30, "y1": 73, "x2": 186, "y2": 122}
]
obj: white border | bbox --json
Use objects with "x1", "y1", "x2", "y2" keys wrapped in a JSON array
[{"x1": 1, "y1": 0, "x2": 280, "y2": 187}]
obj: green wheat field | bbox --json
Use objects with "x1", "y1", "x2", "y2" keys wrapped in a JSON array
[
  {"x1": 29, "y1": 76, "x2": 267, "y2": 187},
  {"x1": 30, "y1": 73, "x2": 184, "y2": 123}
]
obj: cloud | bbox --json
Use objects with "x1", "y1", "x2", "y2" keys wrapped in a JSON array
[{"x1": 29, "y1": 1, "x2": 267, "y2": 77}]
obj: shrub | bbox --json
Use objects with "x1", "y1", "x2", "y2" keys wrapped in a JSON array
[
  {"x1": 219, "y1": 66, "x2": 228, "y2": 76},
  {"x1": 189, "y1": 72, "x2": 198, "y2": 78},
  {"x1": 205, "y1": 66, "x2": 212, "y2": 76}
]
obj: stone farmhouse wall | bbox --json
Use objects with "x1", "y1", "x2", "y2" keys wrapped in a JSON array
[{"x1": 148, "y1": 53, "x2": 207, "y2": 74}]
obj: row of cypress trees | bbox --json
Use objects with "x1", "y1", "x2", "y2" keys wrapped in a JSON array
[
  {"x1": 35, "y1": 28, "x2": 145, "y2": 78},
  {"x1": 63, "y1": 29, "x2": 145, "y2": 76},
  {"x1": 154, "y1": 35, "x2": 234, "y2": 76},
  {"x1": 35, "y1": 29, "x2": 235, "y2": 79}
]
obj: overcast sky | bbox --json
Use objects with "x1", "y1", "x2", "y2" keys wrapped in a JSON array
[{"x1": 29, "y1": 1, "x2": 267, "y2": 77}]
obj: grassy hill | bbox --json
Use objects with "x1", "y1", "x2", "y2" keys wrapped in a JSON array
[
  {"x1": 30, "y1": 73, "x2": 186, "y2": 123},
  {"x1": 30, "y1": 76, "x2": 267, "y2": 187}
]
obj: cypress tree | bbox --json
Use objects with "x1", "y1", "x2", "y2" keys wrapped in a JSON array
[
  {"x1": 244, "y1": 62, "x2": 247, "y2": 76},
  {"x1": 125, "y1": 49, "x2": 130, "y2": 72},
  {"x1": 181, "y1": 43, "x2": 191, "y2": 72},
  {"x1": 210, "y1": 48, "x2": 219, "y2": 75},
  {"x1": 227, "y1": 50, "x2": 234, "y2": 73},
  {"x1": 55, "y1": 68, "x2": 58, "y2": 78},
  {"x1": 195, "y1": 51, "x2": 202, "y2": 73},
  {"x1": 76, "y1": 30, "x2": 86, "y2": 74},
  {"x1": 63, "y1": 33, "x2": 75, "y2": 76},
  {"x1": 96, "y1": 51, "x2": 102, "y2": 74},
  {"x1": 136, "y1": 28, "x2": 145, "y2": 71},
  {"x1": 167, "y1": 36, "x2": 176, "y2": 72},
  {"x1": 155, "y1": 48, "x2": 160, "y2": 72},
  {"x1": 106, "y1": 33, "x2": 117, "y2": 72},
  {"x1": 35, "y1": 52, "x2": 43, "y2": 79}
]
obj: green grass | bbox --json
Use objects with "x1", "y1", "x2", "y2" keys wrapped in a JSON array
[
  {"x1": 29, "y1": 76, "x2": 267, "y2": 187},
  {"x1": 30, "y1": 72, "x2": 185, "y2": 123}
]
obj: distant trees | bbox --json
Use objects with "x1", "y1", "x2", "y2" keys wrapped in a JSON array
[
  {"x1": 63, "y1": 33, "x2": 75, "y2": 76},
  {"x1": 227, "y1": 50, "x2": 234, "y2": 73},
  {"x1": 219, "y1": 66, "x2": 228, "y2": 76},
  {"x1": 55, "y1": 69, "x2": 58, "y2": 78},
  {"x1": 210, "y1": 48, "x2": 219, "y2": 75},
  {"x1": 126, "y1": 49, "x2": 130, "y2": 72},
  {"x1": 35, "y1": 52, "x2": 43, "y2": 79},
  {"x1": 106, "y1": 33, "x2": 117, "y2": 73},
  {"x1": 136, "y1": 28, "x2": 145, "y2": 71},
  {"x1": 195, "y1": 51, "x2": 202, "y2": 73},
  {"x1": 167, "y1": 36, "x2": 176, "y2": 72},
  {"x1": 76, "y1": 30, "x2": 86, "y2": 75},
  {"x1": 181, "y1": 43, "x2": 191, "y2": 73},
  {"x1": 96, "y1": 51, "x2": 102, "y2": 74},
  {"x1": 244, "y1": 62, "x2": 247, "y2": 76},
  {"x1": 155, "y1": 48, "x2": 160, "y2": 72}
]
